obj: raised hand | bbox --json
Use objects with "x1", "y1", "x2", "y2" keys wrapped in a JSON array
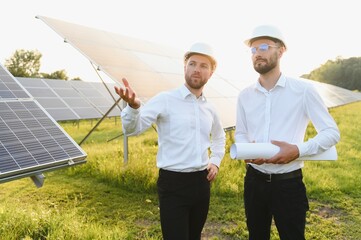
[{"x1": 114, "y1": 78, "x2": 141, "y2": 109}]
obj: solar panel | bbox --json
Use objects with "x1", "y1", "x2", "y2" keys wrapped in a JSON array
[
  {"x1": 38, "y1": 79, "x2": 103, "y2": 119},
  {"x1": 17, "y1": 78, "x2": 80, "y2": 121},
  {"x1": 37, "y1": 15, "x2": 361, "y2": 128},
  {"x1": 69, "y1": 80, "x2": 121, "y2": 117},
  {"x1": 307, "y1": 79, "x2": 361, "y2": 108},
  {"x1": 90, "y1": 82, "x2": 122, "y2": 117},
  {"x1": 0, "y1": 65, "x2": 87, "y2": 186},
  {"x1": 17, "y1": 78, "x2": 121, "y2": 120},
  {"x1": 36, "y1": 15, "x2": 240, "y2": 127},
  {"x1": 0, "y1": 69, "x2": 31, "y2": 99}
]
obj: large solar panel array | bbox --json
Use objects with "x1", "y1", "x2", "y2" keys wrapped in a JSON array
[
  {"x1": 0, "y1": 65, "x2": 87, "y2": 186},
  {"x1": 37, "y1": 15, "x2": 361, "y2": 129},
  {"x1": 17, "y1": 78, "x2": 121, "y2": 121}
]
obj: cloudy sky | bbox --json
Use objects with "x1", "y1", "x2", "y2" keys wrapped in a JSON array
[{"x1": 1, "y1": 0, "x2": 359, "y2": 82}]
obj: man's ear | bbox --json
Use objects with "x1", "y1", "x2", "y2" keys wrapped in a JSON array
[{"x1": 279, "y1": 46, "x2": 286, "y2": 57}]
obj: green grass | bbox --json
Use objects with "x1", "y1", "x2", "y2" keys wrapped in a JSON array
[{"x1": 1, "y1": 102, "x2": 361, "y2": 239}]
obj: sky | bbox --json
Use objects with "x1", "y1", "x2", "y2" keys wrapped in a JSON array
[{"x1": 1, "y1": 0, "x2": 360, "y2": 83}]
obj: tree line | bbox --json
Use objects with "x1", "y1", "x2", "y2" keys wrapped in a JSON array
[{"x1": 301, "y1": 56, "x2": 361, "y2": 91}]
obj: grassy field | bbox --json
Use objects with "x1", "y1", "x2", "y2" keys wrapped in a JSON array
[{"x1": 0, "y1": 102, "x2": 361, "y2": 239}]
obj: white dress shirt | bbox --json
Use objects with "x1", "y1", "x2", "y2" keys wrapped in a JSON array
[
  {"x1": 235, "y1": 74, "x2": 340, "y2": 174},
  {"x1": 121, "y1": 84, "x2": 225, "y2": 172}
]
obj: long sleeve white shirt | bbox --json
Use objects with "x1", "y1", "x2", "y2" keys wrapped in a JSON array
[
  {"x1": 121, "y1": 84, "x2": 226, "y2": 172},
  {"x1": 235, "y1": 74, "x2": 340, "y2": 174}
]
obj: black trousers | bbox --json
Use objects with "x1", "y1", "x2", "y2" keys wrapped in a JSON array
[
  {"x1": 244, "y1": 165, "x2": 309, "y2": 240},
  {"x1": 157, "y1": 169, "x2": 210, "y2": 240}
]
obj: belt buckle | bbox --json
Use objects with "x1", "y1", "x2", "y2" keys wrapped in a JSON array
[{"x1": 266, "y1": 174, "x2": 272, "y2": 183}]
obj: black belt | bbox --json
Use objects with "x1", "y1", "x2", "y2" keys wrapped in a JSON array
[
  {"x1": 159, "y1": 168, "x2": 207, "y2": 176},
  {"x1": 247, "y1": 165, "x2": 302, "y2": 183}
]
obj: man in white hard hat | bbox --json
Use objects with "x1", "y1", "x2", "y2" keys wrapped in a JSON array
[
  {"x1": 115, "y1": 42, "x2": 225, "y2": 240},
  {"x1": 235, "y1": 25, "x2": 340, "y2": 239}
]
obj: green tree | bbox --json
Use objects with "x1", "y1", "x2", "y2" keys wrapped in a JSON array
[
  {"x1": 4, "y1": 49, "x2": 42, "y2": 77},
  {"x1": 302, "y1": 57, "x2": 361, "y2": 91},
  {"x1": 41, "y1": 70, "x2": 69, "y2": 80},
  {"x1": 4, "y1": 49, "x2": 76, "y2": 80}
]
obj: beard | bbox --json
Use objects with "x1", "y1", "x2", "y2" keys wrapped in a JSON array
[
  {"x1": 184, "y1": 74, "x2": 207, "y2": 90},
  {"x1": 253, "y1": 54, "x2": 278, "y2": 74}
]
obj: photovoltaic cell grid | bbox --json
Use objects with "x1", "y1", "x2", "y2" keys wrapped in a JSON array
[
  {"x1": 0, "y1": 65, "x2": 87, "y2": 184},
  {"x1": 17, "y1": 77, "x2": 121, "y2": 121},
  {"x1": 17, "y1": 77, "x2": 80, "y2": 121},
  {"x1": 0, "y1": 70, "x2": 31, "y2": 99}
]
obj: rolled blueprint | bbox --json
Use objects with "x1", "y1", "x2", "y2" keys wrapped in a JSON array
[{"x1": 230, "y1": 143, "x2": 337, "y2": 161}]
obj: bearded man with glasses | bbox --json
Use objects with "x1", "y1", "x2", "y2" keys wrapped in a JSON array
[{"x1": 235, "y1": 25, "x2": 340, "y2": 240}]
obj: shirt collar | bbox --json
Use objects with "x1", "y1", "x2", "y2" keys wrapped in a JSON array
[
  {"x1": 276, "y1": 73, "x2": 286, "y2": 87},
  {"x1": 179, "y1": 84, "x2": 207, "y2": 101},
  {"x1": 255, "y1": 73, "x2": 286, "y2": 92}
]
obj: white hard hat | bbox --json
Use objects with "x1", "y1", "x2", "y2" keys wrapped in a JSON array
[
  {"x1": 184, "y1": 42, "x2": 217, "y2": 69},
  {"x1": 244, "y1": 25, "x2": 287, "y2": 49}
]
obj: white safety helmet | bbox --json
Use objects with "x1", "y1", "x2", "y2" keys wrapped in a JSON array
[
  {"x1": 244, "y1": 25, "x2": 287, "y2": 49},
  {"x1": 184, "y1": 42, "x2": 217, "y2": 70}
]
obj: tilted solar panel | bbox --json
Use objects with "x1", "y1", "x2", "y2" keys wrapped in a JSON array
[
  {"x1": 69, "y1": 80, "x2": 121, "y2": 117},
  {"x1": 17, "y1": 77, "x2": 80, "y2": 121},
  {"x1": 0, "y1": 65, "x2": 87, "y2": 186},
  {"x1": 17, "y1": 78, "x2": 121, "y2": 121},
  {"x1": 0, "y1": 68, "x2": 31, "y2": 99},
  {"x1": 45, "y1": 79, "x2": 103, "y2": 119},
  {"x1": 36, "y1": 15, "x2": 239, "y2": 127}
]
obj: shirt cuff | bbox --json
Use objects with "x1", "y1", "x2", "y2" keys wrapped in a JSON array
[
  {"x1": 210, "y1": 157, "x2": 222, "y2": 168},
  {"x1": 123, "y1": 104, "x2": 140, "y2": 114},
  {"x1": 296, "y1": 142, "x2": 308, "y2": 158}
]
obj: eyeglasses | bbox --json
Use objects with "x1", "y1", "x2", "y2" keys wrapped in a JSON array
[{"x1": 250, "y1": 43, "x2": 279, "y2": 54}]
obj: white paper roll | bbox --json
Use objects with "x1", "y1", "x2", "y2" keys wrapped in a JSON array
[{"x1": 230, "y1": 143, "x2": 337, "y2": 161}]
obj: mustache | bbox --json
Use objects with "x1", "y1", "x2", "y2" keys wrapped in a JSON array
[
  {"x1": 255, "y1": 57, "x2": 266, "y2": 62},
  {"x1": 191, "y1": 73, "x2": 201, "y2": 77}
]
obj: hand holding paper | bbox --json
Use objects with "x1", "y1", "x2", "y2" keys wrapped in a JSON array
[{"x1": 230, "y1": 143, "x2": 337, "y2": 161}]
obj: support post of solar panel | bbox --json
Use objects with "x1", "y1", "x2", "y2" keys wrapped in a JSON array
[
  {"x1": 123, "y1": 100, "x2": 129, "y2": 164},
  {"x1": 30, "y1": 174, "x2": 45, "y2": 188}
]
